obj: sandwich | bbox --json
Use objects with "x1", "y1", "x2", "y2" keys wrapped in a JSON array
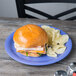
[{"x1": 13, "y1": 24, "x2": 48, "y2": 57}]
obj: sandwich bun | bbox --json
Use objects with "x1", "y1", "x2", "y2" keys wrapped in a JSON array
[{"x1": 13, "y1": 24, "x2": 48, "y2": 48}]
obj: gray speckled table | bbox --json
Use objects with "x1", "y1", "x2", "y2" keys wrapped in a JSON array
[{"x1": 0, "y1": 18, "x2": 76, "y2": 76}]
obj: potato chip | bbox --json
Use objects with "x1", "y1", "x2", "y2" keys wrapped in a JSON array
[
  {"x1": 41, "y1": 25, "x2": 53, "y2": 45},
  {"x1": 41, "y1": 25, "x2": 57, "y2": 45},
  {"x1": 47, "y1": 47, "x2": 57, "y2": 57},
  {"x1": 52, "y1": 35, "x2": 69, "y2": 46},
  {"x1": 41, "y1": 25, "x2": 69, "y2": 57},
  {"x1": 55, "y1": 30, "x2": 61, "y2": 39},
  {"x1": 54, "y1": 46, "x2": 66, "y2": 54},
  {"x1": 61, "y1": 35, "x2": 69, "y2": 44},
  {"x1": 52, "y1": 29, "x2": 61, "y2": 41},
  {"x1": 41, "y1": 25, "x2": 61, "y2": 43},
  {"x1": 52, "y1": 45, "x2": 65, "y2": 52}
]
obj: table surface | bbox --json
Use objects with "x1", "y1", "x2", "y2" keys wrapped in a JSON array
[{"x1": 0, "y1": 18, "x2": 76, "y2": 76}]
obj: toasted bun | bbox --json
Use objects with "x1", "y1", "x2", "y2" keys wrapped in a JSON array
[{"x1": 13, "y1": 24, "x2": 48, "y2": 48}]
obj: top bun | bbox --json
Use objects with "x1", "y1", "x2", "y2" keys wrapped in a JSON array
[{"x1": 13, "y1": 24, "x2": 48, "y2": 48}]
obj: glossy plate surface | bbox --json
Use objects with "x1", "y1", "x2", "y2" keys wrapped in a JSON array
[{"x1": 5, "y1": 25, "x2": 72, "y2": 66}]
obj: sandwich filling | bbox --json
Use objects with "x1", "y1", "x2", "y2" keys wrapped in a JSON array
[{"x1": 14, "y1": 43, "x2": 46, "y2": 56}]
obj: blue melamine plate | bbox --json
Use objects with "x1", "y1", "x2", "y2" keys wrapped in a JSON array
[{"x1": 5, "y1": 25, "x2": 72, "y2": 66}]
